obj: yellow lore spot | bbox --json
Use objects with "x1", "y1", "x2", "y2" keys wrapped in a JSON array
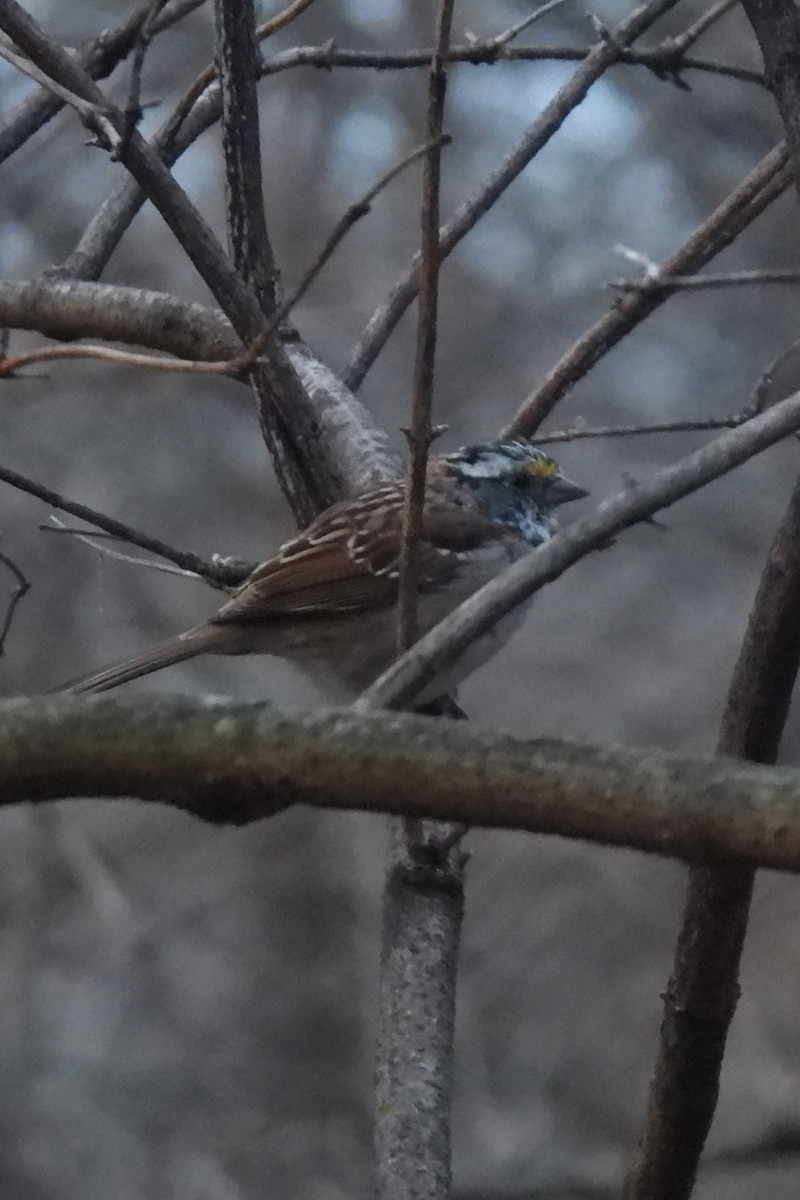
[{"x1": 524, "y1": 458, "x2": 558, "y2": 477}]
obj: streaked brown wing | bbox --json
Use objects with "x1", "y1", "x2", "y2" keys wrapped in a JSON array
[{"x1": 212, "y1": 484, "x2": 505, "y2": 623}]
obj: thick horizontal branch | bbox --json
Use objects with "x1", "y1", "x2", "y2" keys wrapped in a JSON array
[{"x1": 4, "y1": 697, "x2": 800, "y2": 871}]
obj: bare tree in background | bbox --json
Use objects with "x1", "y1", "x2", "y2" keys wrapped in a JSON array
[{"x1": 4, "y1": 1, "x2": 800, "y2": 1198}]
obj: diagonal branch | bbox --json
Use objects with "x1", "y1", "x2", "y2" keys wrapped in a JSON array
[
  {"x1": 507, "y1": 144, "x2": 791, "y2": 436},
  {"x1": 359, "y1": 387, "x2": 800, "y2": 712},
  {"x1": 0, "y1": 462, "x2": 251, "y2": 586},
  {"x1": 537, "y1": 414, "x2": 753, "y2": 442}
]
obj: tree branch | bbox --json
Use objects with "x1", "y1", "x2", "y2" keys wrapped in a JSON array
[
  {"x1": 258, "y1": 39, "x2": 763, "y2": 87},
  {"x1": 3, "y1": 699, "x2": 800, "y2": 872},
  {"x1": 0, "y1": 278, "x2": 239, "y2": 358}
]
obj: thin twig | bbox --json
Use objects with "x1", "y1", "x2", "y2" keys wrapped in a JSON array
[
  {"x1": 43, "y1": 516, "x2": 200, "y2": 580},
  {"x1": 536, "y1": 414, "x2": 754, "y2": 442},
  {"x1": 258, "y1": 41, "x2": 764, "y2": 88},
  {"x1": 673, "y1": 0, "x2": 739, "y2": 51},
  {"x1": 611, "y1": 267, "x2": 800, "y2": 292},
  {"x1": 0, "y1": 463, "x2": 248, "y2": 586},
  {"x1": 124, "y1": 0, "x2": 168, "y2": 134},
  {"x1": 229, "y1": 134, "x2": 452, "y2": 377},
  {"x1": 343, "y1": 0, "x2": 685, "y2": 392},
  {"x1": 257, "y1": 0, "x2": 319, "y2": 38},
  {"x1": 637, "y1": 0, "x2": 740, "y2": 86},
  {"x1": 0, "y1": 342, "x2": 239, "y2": 379},
  {"x1": 0, "y1": 39, "x2": 107, "y2": 120},
  {"x1": 506, "y1": 144, "x2": 792, "y2": 437},
  {"x1": 0, "y1": 548, "x2": 30, "y2": 655},
  {"x1": 397, "y1": 82, "x2": 452, "y2": 648},
  {"x1": 489, "y1": 0, "x2": 576, "y2": 48},
  {"x1": 39, "y1": 527, "x2": 134, "y2": 540}
]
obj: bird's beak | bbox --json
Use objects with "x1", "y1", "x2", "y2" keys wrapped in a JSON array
[{"x1": 551, "y1": 474, "x2": 589, "y2": 504}]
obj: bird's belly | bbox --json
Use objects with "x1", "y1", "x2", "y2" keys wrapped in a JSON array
[{"x1": 266, "y1": 541, "x2": 533, "y2": 701}]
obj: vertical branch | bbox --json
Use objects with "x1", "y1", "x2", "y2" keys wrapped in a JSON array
[
  {"x1": 213, "y1": 0, "x2": 278, "y2": 314},
  {"x1": 396, "y1": 3, "x2": 453, "y2": 650},
  {"x1": 623, "y1": 475, "x2": 800, "y2": 1200},
  {"x1": 375, "y1": 5, "x2": 460, "y2": 1200},
  {"x1": 744, "y1": 0, "x2": 800, "y2": 199}
]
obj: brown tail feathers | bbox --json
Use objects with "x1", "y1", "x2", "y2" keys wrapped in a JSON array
[{"x1": 61, "y1": 625, "x2": 220, "y2": 694}]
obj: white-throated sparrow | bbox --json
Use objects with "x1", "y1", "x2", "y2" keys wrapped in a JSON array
[{"x1": 63, "y1": 438, "x2": 587, "y2": 698}]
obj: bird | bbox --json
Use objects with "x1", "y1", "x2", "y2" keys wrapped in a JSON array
[{"x1": 62, "y1": 438, "x2": 587, "y2": 700}]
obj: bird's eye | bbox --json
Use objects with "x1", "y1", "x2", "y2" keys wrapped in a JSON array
[{"x1": 512, "y1": 473, "x2": 529, "y2": 489}]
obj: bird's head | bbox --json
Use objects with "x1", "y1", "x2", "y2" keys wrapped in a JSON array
[{"x1": 440, "y1": 438, "x2": 588, "y2": 544}]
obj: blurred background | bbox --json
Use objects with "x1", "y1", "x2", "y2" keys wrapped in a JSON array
[{"x1": 2, "y1": 1, "x2": 800, "y2": 1196}]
